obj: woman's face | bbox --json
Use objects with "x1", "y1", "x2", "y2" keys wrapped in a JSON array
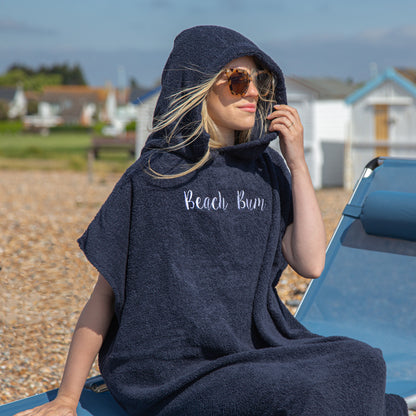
[{"x1": 206, "y1": 56, "x2": 259, "y2": 146}]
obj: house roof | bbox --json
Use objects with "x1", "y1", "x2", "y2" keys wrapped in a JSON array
[
  {"x1": 287, "y1": 76, "x2": 359, "y2": 99},
  {"x1": 129, "y1": 86, "x2": 152, "y2": 102},
  {"x1": 41, "y1": 85, "x2": 109, "y2": 103},
  {"x1": 39, "y1": 86, "x2": 112, "y2": 123},
  {"x1": 345, "y1": 67, "x2": 416, "y2": 104},
  {"x1": 130, "y1": 85, "x2": 161, "y2": 104},
  {"x1": 0, "y1": 87, "x2": 16, "y2": 102},
  {"x1": 395, "y1": 68, "x2": 416, "y2": 85}
]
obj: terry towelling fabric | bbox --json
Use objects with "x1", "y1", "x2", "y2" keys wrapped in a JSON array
[{"x1": 78, "y1": 26, "x2": 407, "y2": 415}]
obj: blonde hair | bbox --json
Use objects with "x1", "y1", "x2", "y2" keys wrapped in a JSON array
[{"x1": 147, "y1": 65, "x2": 276, "y2": 179}]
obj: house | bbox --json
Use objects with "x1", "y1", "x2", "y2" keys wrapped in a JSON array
[
  {"x1": 23, "y1": 85, "x2": 120, "y2": 130},
  {"x1": 23, "y1": 102, "x2": 64, "y2": 133},
  {"x1": 87, "y1": 86, "x2": 161, "y2": 173},
  {"x1": 95, "y1": 85, "x2": 161, "y2": 138},
  {"x1": 0, "y1": 85, "x2": 27, "y2": 119},
  {"x1": 269, "y1": 77, "x2": 357, "y2": 188},
  {"x1": 0, "y1": 87, "x2": 17, "y2": 119},
  {"x1": 133, "y1": 86, "x2": 161, "y2": 157},
  {"x1": 345, "y1": 68, "x2": 416, "y2": 188},
  {"x1": 40, "y1": 85, "x2": 106, "y2": 125}
]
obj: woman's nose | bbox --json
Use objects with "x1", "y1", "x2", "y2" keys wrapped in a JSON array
[{"x1": 245, "y1": 79, "x2": 259, "y2": 97}]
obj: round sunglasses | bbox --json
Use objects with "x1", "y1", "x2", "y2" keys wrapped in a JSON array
[{"x1": 224, "y1": 68, "x2": 273, "y2": 98}]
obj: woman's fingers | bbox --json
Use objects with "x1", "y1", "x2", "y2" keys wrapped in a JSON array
[
  {"x1": 267, "y1": 105, "x2": 305, "y2": 170},
  {"x1": 13, "y1": 403, "x2": 76, "y2": 416},
  {"x1": 267, "y1": 105, "x2": 300, "y2": 133}
]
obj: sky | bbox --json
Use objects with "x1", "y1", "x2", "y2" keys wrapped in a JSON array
[{"x1": 1, "y1": 0, "x2": 415, "y2": 88}]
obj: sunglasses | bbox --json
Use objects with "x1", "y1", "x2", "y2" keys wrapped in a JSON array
[{"x1": 224, "y1": 68, "x2": 273, "y2": 98}]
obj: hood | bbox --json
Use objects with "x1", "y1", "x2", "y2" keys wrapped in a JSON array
[{"x1": 142, "y1": 25, "x2": 287, "y2": 162}]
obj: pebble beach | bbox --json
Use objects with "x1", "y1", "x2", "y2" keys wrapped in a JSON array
[{"x1": 0, "y1": 169, "x2": 349, "y2": 404}]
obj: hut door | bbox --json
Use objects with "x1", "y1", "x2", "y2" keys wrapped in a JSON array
[{"x1": 374, "y1": 104, "x2": 389, "y2": 157}]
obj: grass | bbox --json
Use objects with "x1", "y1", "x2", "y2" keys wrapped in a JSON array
[{"x1": 0, "y1": 132, "x2": 135, "y2": 172}]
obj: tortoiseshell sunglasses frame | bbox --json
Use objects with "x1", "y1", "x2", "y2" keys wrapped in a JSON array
[{"x1": 224, "y1": 68, "x2": 272, "y2": 97}]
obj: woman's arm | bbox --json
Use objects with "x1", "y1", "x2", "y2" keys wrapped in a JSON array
[
  {"x1": 268, "y1": 105, "x2": 326, "y2": 278},
  {"x1": 14, "y1": 273, "x2": 115, "y2": 416}
]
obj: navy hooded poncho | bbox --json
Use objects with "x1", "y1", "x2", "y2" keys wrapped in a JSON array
[{"x1": 78, "y1": 26, "x2": 407, "y2": 415}]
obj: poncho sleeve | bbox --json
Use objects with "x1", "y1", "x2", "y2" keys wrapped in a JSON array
[{"x1": 77, "y1": 174, "x2": 133, "y2": 319}]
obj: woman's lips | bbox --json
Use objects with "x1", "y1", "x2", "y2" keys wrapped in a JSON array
[{"x1": 239, "y1": 104, "x2": 257, "y2": 113}]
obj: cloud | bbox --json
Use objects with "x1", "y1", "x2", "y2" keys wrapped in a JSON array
[{"x1": 0, "y1": 19, "x2": 57, "y2": 36}]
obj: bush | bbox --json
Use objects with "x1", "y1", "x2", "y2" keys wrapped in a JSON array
[
  {"x1": 0, "y1": 119, "x2": 23, "y2": 133},
  {"x1": 125, "y1": 120, "x2": 136, "y2": 132},
  {"x1": 49, "y1": 124, "x2": 92, "y2": 134},
  {"x1": 93, "y1": 121, "x2": 108, "y2": 135}
]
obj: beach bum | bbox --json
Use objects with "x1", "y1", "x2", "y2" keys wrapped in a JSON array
[{"x1": 184, "y1": 190, "x2": 265, "y2": 212}]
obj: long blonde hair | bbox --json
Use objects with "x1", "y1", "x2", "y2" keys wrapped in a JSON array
[{"x1": 147, "y1": 65, "x2": 276, "y2": 179}]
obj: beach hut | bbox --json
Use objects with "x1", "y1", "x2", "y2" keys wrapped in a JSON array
[
  {"x1": 272, "y1": 77, "x2": 355, "y2": 189},
  {"x1": 133, "y1": 86, "x2": 161, "y2": 158},
  {"x1": 345, "y1": 68, "x2": 416, "y2": 188}
]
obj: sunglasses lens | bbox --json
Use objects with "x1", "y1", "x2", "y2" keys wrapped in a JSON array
[
  {"x1": 229, "y1": 71, "x2": 250, "y2": 95},
  {"x1": 255, "y1": 71, "x2": 273, "y2": 98},
  {"x1": 226, "y1": 68, "x2": 273, "y2": 97}
]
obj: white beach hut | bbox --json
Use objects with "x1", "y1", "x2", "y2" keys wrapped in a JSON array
[
  {"x1": 271, "y1": 77, "x2": 355, "y2": 189},
  {"x1": 345, "y1": 68, "x2": 416, "y2": 188}
]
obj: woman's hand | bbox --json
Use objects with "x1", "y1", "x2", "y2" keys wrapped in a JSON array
[
  {"x1": 13, "y1": 395, "x2": 77, "y2": 416},
  {"x1": 267, "y1": 104, "x2": 305, "y2": 171}
]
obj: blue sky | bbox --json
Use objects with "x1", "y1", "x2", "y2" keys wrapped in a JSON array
[{"x1": 1, "y1": 0, "x2": 415, "y2": 87}]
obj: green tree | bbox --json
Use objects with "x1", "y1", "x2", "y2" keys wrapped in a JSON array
[
  {"x1": 39, "y1": 63, "x2": 87, "y2": 85},
  {"x1": 0, "y1": 63, "x2": 87, "y2": 89},
  {"x1": 0, "y1": 69, "x2": 27, "y2": 86},
  {"x1": 65, "y1": 64, "x2": 86, "y2": 85},
  {"x1": 0, "y1": 69, "x2": 62, "y2": 91},
  {"x1": 7, "y1": 63, "x2": 35, "y2": 76}
]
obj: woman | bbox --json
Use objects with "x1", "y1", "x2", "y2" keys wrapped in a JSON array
[{"x1": 16, "y1": 26, "x2": 407, "y2": 415}]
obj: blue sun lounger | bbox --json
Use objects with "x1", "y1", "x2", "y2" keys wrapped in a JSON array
[
  {"x1": 0, "y1": 376, "x2": 127, "y2": 416},
  {"x1": 1, "y1": 157, "x2": 415, "y2": 414},
  {"x1": 296, "y1": 157, "x2": 416, "y2": 410}
]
